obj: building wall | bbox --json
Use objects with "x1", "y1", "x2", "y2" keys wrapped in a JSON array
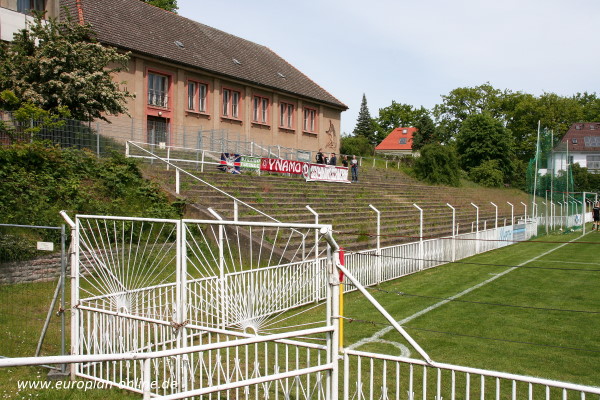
[{"x1": 104, "y1": 53, "x2": 343, "y2": 155}]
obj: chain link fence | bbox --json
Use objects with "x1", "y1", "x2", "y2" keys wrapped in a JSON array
[{"x1": 0, "y1": 223, "x2": 67, "y2": 370}]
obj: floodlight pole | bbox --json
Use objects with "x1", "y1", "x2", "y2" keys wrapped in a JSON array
[
  {"x1": 413, "y1": 204, "x2": 424, "y2": 271},
  {"x1": 447, "y1": 203, "x2": 456, "y2": 262},
  {"x1": 490, "y1": 202, "x2": 498, "y2": 230},
  {"x1": 471, "y1": 203, "x2": 480, "y2": 253}
]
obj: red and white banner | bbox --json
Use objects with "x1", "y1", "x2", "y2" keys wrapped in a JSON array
[
  {"x1": 260, "y1": 158, "x2": 349, "y2": 183},
  {"x1": 260, "y1": 158, "x2": 308, "y2": 176}
]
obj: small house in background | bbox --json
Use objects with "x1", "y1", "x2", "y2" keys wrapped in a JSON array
[
  {"x1": 374, "y1": 127, "x2": 417, "y2": 156},
  {"x1": 552, "y1": 122, "x2": 600, "y2": 173}
]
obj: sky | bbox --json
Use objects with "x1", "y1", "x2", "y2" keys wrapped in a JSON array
[{"x1": 178, "y1": 0, "x2": 600, "y2": 135}]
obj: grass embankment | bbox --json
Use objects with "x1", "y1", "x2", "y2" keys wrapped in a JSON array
[{"x1": 0, "y1": 142, "x2": 184, "y2": 261}]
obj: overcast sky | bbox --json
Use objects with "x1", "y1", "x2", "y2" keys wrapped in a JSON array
[{"x1": 178, "y1": 0, "x2": 599, "y2": 135}]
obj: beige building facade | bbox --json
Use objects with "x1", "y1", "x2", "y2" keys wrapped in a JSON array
[{"x1": 1, "y1": 0, "x2": 347, "y2": 157}]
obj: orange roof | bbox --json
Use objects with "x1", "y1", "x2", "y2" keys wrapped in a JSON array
[{"x1": 375, "y1": 127, "x2": 417, "y2": 151}]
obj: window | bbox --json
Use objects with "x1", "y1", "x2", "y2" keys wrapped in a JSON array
[
  {"x1": 303, "y1": 107, "x2": 317, "y2": 133},
  {"x1": 187, "y1": 81, "x2": 208, "y2": 113},
  {"x1": 585, "y1": 136, "x2": 600, "y2": 147},
  {"x1": 402, "y1": 129, "x2": 408, "y2": 134},
  {"x1": 280, "y1": 102, "x2": 294, "y2": 129},
  {"x1": 148, "y1": 72, "x2": 169, "y2": 108},
  {"x1": 587, "y1": 155, "x2": 600, "y2": 170},
  {"x1": 17, "y1": 0, "x2": 44, "y2": 13},
  {"x1": 253, "y1": 95, "x2": 270, "y2": 124},
  {"x1": 572, "y1": 138, "x2": 578, "y2": 144},
  {"x1": 222, "y1": 88, "x2": 241, "y2": 119},
  {"x1": 399, "y1": 138, "x2": 407, "y2": 144},
  {"x1": 187, "y1": 82, "x2": 196, "y2": 110}
]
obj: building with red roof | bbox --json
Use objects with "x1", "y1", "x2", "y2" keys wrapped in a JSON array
[{"x1": 374, "y1": 127, "x2": 417, "y2": 156}]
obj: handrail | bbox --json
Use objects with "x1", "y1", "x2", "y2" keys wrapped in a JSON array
[{"x1": 126, "y1": 141, "x2": 307, "y2": 239}]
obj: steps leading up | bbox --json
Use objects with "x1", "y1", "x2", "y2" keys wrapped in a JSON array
[{"x1": 142, "y1": 162, "x2": 530, "y2": 252}]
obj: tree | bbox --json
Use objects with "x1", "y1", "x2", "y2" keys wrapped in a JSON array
[
  {"x1": 433, "y1": 83, "x2": 507, "y2": 143},
  {"x1": 353, "y1": 94, "x2": 376, "y2": 144},
  {"x1": 456, "y1": 113, "x2": 515, "y2": 181},
  {"x1": 140, "y1": 0, "x2": 178, "y2": 12},
  {"x1": 413, "y1": 143, "x2": 460, "y2": 186},
  {"x1": 373, "y1": 102, "x2": 429, "y2": 144},
  {"x1": 0, "y1": 13, "x2": 133, "y2": 122},
  {"x1": 411, "y1": 113, "x2": 437, "y2": 151},
  {"x1": 340, "y1": 135, "x2": 373, "y2": 156}
]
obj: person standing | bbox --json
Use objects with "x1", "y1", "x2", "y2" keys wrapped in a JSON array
[
  {"x1": 328, "y1": 152, "x2": 337, "y2": 166},
  {"x1": 351, "y1": 155, "x2": 358, "y2": 182},
  {"x1": 593, "y1": 202, "x2": 600, "y2": 231},
  {"x1": 315, "y1": 149, "x2": 324, "y2": 164},
  {"x1": 342, "y1": 155, "x2": 348, "y2": 167}
]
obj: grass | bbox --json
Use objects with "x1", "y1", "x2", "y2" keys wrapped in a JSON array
[
  {"x1": 2, "y1": 226, "x2": 598, "y2": 398},
  {"x1": 336, "y1": 228, "x2": 600, "y2": 386}
]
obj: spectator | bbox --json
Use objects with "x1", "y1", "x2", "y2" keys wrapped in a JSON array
[
  {"x1": 329, "y1": 152, "x2": 337, "y2": 165},
  {"x1": 351, "y1": 155, "x2": 358, "y2": 182},
  {"x1": 342, "y1": 155, "x2": 348, "y2": 167},
  {"x1": 315, "y1": 149, "x2": 324, "y2": 164}
]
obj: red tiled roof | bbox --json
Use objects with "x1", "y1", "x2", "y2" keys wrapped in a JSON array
[
  {"x1": 557, "y1": 123, "x2": 600, "y2": 152},
  {"x1": 375, "y1": 127, "x2": 416, "y2": 151},
  {"x1": 60, "y1": 0, "x2": 347, "y2": 110}
]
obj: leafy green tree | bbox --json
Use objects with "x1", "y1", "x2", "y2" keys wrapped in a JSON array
[
  {"x1": 141, "y1": 0, "x2": 178, "y2": 12},
  {"x1": 469, "y1": 160, "x2": 504, "y2": 187},
  {"x1": 0, "y1": 13, "x2": 133, "y2": 122},
  {"x1": 353, "y1": 94, "x2": 376, "y2": 144},
  {"x1": 0, "y1": 90, "x2": 70, "y2": 141},
  {"x1": 456, "y1": 113, "x2": 515, "y2": 180},
  {"x1": 340, "y1": 135, "x2": 373, "y2": 156},
  {"x1": 433, "y1": 83, "x2": 507, "y2": 142},
  {"x1": 374, "y1": 102, "x2": 429, "y2": 144},
  {"x1": 574, "y1": 92, "x2": 600, "y2": 122},
  {"x1": 413, "y1": 143, "x2": 460, "y2": 186},
  {"x1": 412, "y1": 113, "x2": 437, "y2": 151}
]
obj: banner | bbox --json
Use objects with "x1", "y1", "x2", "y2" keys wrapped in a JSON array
[
  {"x1": 260, "y1": 158, "x2": 349, "y2": 183},
  {"x1": 260, "y1": 158, "x2": 308, "y2": 176},
  {"x1": 305, "y1": 163, "x2": 349, "y2": 183},
  {"x1": 218, "y1": 153, "x2": 241, "y2": 174},
  {"x1": 241, "y1": 156, "x2": 261, "y2": 171}
]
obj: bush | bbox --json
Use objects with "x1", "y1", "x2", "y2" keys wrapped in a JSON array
[
  {"x1": 0, "y1": 142, "x2": 182, "y2": 228},
  {"x1": 469, "y1": 160, "x2": 504, "y2": 187},
  {"x1": 413, "y1": 143, "x2": 460, "y2": 186},
  {"x1": 340, "y1": 135, "x2": 374, "y2": 157}
]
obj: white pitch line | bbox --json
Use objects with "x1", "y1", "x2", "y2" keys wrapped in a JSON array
[{"x1": 347, "y1": 232, "x2": 588, "y2": 351}]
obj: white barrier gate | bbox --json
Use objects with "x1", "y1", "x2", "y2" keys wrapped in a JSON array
[{"x1": 62, "y1": 214, "x2": 600, "y2": 399}]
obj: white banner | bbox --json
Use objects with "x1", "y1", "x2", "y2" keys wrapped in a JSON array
[{"x1": 305, "y1": 163, "x2": 349, "y2": 183}]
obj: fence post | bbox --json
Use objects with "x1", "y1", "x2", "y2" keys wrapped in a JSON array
[
  {"x1": 175, "y1": 168, "x2": 180, "y2": 195},
  {"x1": 507, "y1": 202, "x2": 514, "y2": 227},
  {"x1": 369, "y1": 204, "x2": 381, "y2": 283},
  {"x1": 447, "y1": 204, "x2": 456, "y2": 262},
  {"x1": 413, "y1": 204, "x2": 424, "y2": 271},
  {"x1": 142, "y1": 358, "x2": 151, "y2": 400},
  {"x1": 520, "y1": 202, "x2": 527, "y2": 223},
  {"x1": 96, "y1": 122, "x2": 100, "y2": 157},
  {"x1": 471, "y1": 203, "x2": 480, "y2": 254},
  {"x1": 490, "y1": 202, "x2": 498, "y2": 230},
  {"x1": 207, "y1": 208, "x2": 226, "y2": 329},
  {"x1": 306, "y1": 205, "x2": 319, "y2": 302}
]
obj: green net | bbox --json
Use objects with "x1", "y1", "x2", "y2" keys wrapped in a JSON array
[{"x1": 526, "y1": 127, "x2": 584, "y2": 230}]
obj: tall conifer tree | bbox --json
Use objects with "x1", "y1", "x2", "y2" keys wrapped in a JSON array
[{"x1": 353, "y1": 94, "x2": 376, "y2": 144}]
